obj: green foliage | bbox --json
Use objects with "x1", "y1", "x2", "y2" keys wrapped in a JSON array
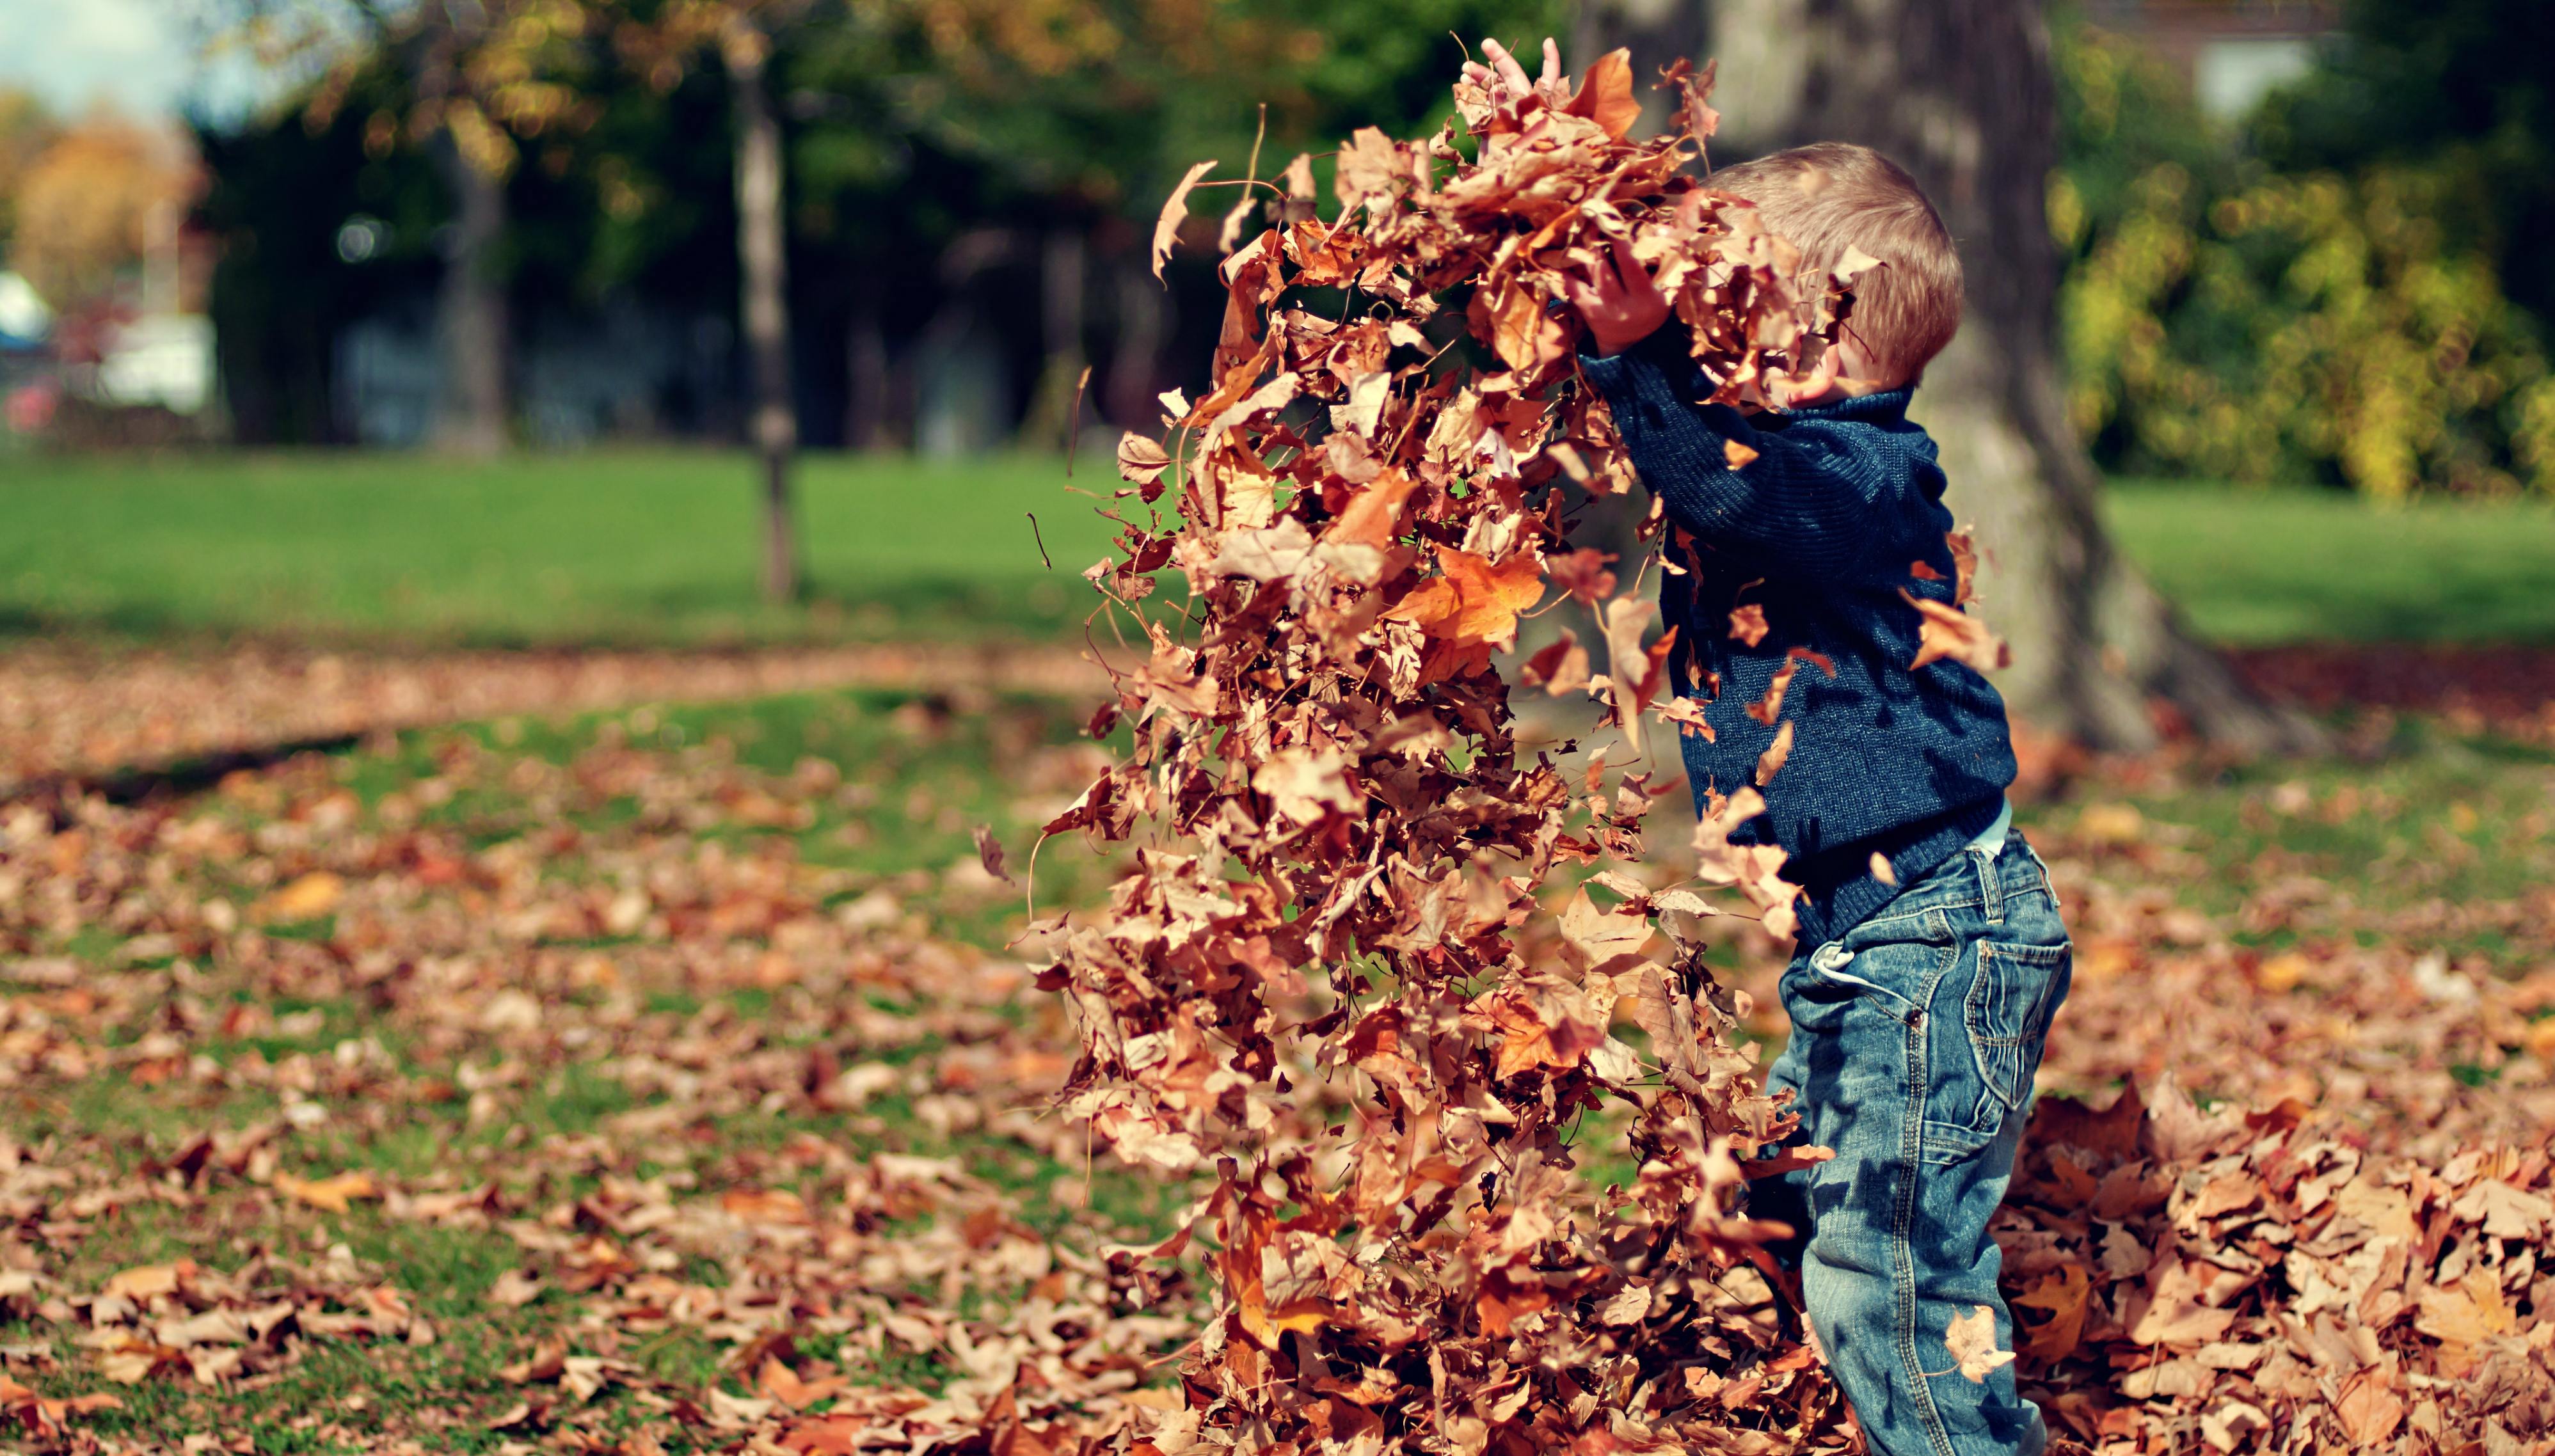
[
  {"x1": 2054, "y1": 13, "x2": 2555, "y2": 498},
  {"x1": 792, "y1": 0, "x2": 1564, "y2": 221},
  {"x1": 2251, "y1": 0, "x2": 2555, "y2": 324}
]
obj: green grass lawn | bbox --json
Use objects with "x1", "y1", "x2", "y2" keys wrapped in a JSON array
[
  {"x1": 2104, "y1": 482, "x2": 2555, "y2": 645},
  {"x1": 0, "y1": 448, "x2": 1132, "y2": 647},
  {"x1": 4, "y1": 449, "x2": 2550, "y2": 649}
]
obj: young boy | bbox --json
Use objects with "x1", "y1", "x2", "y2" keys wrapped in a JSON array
[{"x1": 1481, "y1": 38, "x2": 2073, "y2": 1456}]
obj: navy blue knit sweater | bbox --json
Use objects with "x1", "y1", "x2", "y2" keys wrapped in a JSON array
[{"x1": 1579, "y1": 328, "x2": 2016, "y2": 944}]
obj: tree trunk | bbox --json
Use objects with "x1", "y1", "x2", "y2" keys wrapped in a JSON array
[
  {"x1": 846, "y1": 282, "x2": 886, "y2": 450},
  {"x1": 728, "y1": 25, "x2": 797, "y2": 604},
  {"x1": 1578, "y1": 0, "x2": 2316, "y2": 753},
  {"x1": 1020, "y1": 226, "x2": 1088, "y2": 450},
  {"x1": 1106, "y1": 257, "x2": 1168, "y2": 429},
  {"x1": 429, "y1": 134, "x2": 509, "y2": 457}
]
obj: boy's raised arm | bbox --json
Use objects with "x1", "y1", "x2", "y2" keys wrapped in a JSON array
[{"x1": 1581, "y1": 334, "x2": 1937, "y2": 582}]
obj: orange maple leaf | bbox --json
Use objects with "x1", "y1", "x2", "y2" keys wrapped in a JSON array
[
  {"x1": 1562, "y1": 48, "x2": 1643, "y2": 140},
  {"x1": 2010, "y1": 1265, "x2": 2091, "y2": 1363},
  {"x1": 758, "y1": 1356, "x2": 850, "y2": 1411},
  {"x1": 1324, "y1": 468, "x2": 1422, "y2": 548},
  {"x1": 1387, "y1": 547, "x2": 1545, "y2": 649}
]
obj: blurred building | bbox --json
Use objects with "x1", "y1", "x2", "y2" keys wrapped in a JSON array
[
  {"x1": 2087, "y1": 0, "x2": 2343, "y2": 118},
  {"x1": 0, "y1": 114, "x2": 219, "y2": 440}
]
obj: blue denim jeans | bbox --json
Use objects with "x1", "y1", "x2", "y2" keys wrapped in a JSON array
[{"x1": 1754, "y1": 829, "x2": 2070, "y2": 1456}]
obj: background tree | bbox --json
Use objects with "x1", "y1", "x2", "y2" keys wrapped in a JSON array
[
  {"x1": 0, "y1": 90, "x2": 60, "y2": 267},
  {"x1": 244, "y1": 0, "x2": 603, "y2": 455},
  {"x1": 1577, "y1": 0, "x2": 2309, "y2": 752},
  {"x1": 2257, "y1": 0, "x2": 2554, "y2": 326},
  {"x1": 607, "y1": 0, "x2": 814, "y2": 601},
  {"x1": 7, "y1": 118, "x2": 193, "y2": 315},
  {"x1": 2057, "y1": 1, "x2": 2555, "y2": 498}
]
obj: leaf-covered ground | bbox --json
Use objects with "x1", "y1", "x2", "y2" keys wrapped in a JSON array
[
  {"x1": 0, "y1": 642, "x2": 1103, "y2": 795},
  {"x1": 0, "y1": 682, "x2": 2551, "y2": 1452}
]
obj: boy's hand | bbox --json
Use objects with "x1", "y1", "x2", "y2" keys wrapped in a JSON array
[
  {"x1": 1563, "y1": 236, "x2": 1672, "y2": 356},
  {"x1": 1461, "y1": 36, "x2": 1571, "y2": 113}
]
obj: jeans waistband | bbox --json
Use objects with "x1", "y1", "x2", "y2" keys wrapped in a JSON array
[{"x1": 1865, "y1": 827, "x2": 2053, "y2": 930}]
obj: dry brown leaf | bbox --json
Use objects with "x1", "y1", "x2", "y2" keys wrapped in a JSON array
[
  {"x1": 2010, "y1": 1265, "x2": 2090, "y2": 1363},
  {"x1": 273, "y1": 1170, "x2": 379, "y2": 1214},
  {"x1": 1900, "y1": 589, "x2": 2011, "y2": 672},
  {"x1": 1753, "y1": 719, "x2": 1795, "y2": 785},
  {"x1": 1943, "y1": 1306, "x2": 2014, "y2": 1382},
  {"x1": 259, "y1": 870, "x2": 344, "y2": 921},
  {"x1": 1727, "y1": 603, "x2": 1769, "y2": 646},
  {"x1": 1151, "y1": 161, "x2": 1217, "y2": 279},
  {"x1": 2332, "y1": 1369, "x2": 2405, "y2": 1444}
]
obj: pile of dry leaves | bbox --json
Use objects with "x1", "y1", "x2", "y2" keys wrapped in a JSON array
[
  {"x1": 1039, "y1": 47, "x2": 1943, "y2": 1456},
  {"x1": 2003, "y1": 1077, "x2": 2555, "y2": 1453}
]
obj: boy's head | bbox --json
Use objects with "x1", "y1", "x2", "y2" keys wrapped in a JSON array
[{"x1": 1708, "y1": 142, "x2": 1962, "y2": 389}]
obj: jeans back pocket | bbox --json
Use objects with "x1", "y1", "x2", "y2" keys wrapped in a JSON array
[{"x1": 1965, "y1": 939, "x2": 2072, "y2": 1120}]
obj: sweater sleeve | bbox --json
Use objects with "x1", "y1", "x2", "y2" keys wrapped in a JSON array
[{"x1": 1580, "y1": 331, "x2": 1938, "y2": 582}]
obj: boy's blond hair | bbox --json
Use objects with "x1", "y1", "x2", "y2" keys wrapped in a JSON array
[{"x1": 1708, "y1": 142, "x2": 1963, "y2": 387}]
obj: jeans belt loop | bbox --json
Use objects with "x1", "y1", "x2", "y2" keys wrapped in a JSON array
[{"x1": 1979, "y1": 843, "x2": 2005, "y2": 924}]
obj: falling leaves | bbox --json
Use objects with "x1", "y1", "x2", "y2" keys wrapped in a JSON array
[
  {"x1": 1150, "y1": 160, "x2": 1216, "y2": 279},
  {"x1": 1943, "y1": 1306, "x2": 2015, "y2": 1382},
  {"x1": 1521, "y1": 631, "x2": 1591, "y2": 696},
  {"x1": 1051, "y1": 47, "x2": 1890, "y2": 1455},
  {"x1": 970, "y1": 824, "x2": 1012, "y2": 883},
  {"x1": 1547, "y1": 547, "x2": 1618, "y2": 608},
  {"x1": 1902, "y1": 589, "x2": 2013, "y2": 672},
  {"x1": 1559, "y1": 47, "x2": 1643, "y2": 140},
  {"x1": 1250, "y1": 745, "x2": 1360, "y2": 823},
  {"x1": 1387, "y1": 546, "x2": 1548, "y2": 649},
  {"x1": 1753, "y1": 719, "x2": 1794, "y2": 784},
  {"x1": 1727, "y1": 602, "x2": 1769, "y2": 646},
  {"x1": 1598, "y1": 596, "x2": 1675, "y2": 762},
  {"x1": 1115, "y1": 431, "x2": 1171, "y2": 487}
]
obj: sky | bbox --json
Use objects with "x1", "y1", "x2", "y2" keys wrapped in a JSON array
[{"x1": 0, "y1": 0, "x2": 292, "y2": 123}]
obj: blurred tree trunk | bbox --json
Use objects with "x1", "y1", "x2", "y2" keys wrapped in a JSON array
[
  {"x1": 413, "y1": 0, "x2": 511, "y2": 459},
  {"x1": 1021, "y1": 226, "x2": 1088, "y2": 449},
  {"x1": 428, "y1": 136, "x2": 510, "y2": 456},
  {"x1": 1576, "y1": 0, "x2": 2314, "y2": 753},
  {"x1": 728, "y1": 22, "x2": 797, "y2": 604},
  {"x1": 847, "y1": 283, "x2": 887, "y2": 450},
  {"x1": 1106, "y1": 257, "x2": 1167, "y2": 429}
]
